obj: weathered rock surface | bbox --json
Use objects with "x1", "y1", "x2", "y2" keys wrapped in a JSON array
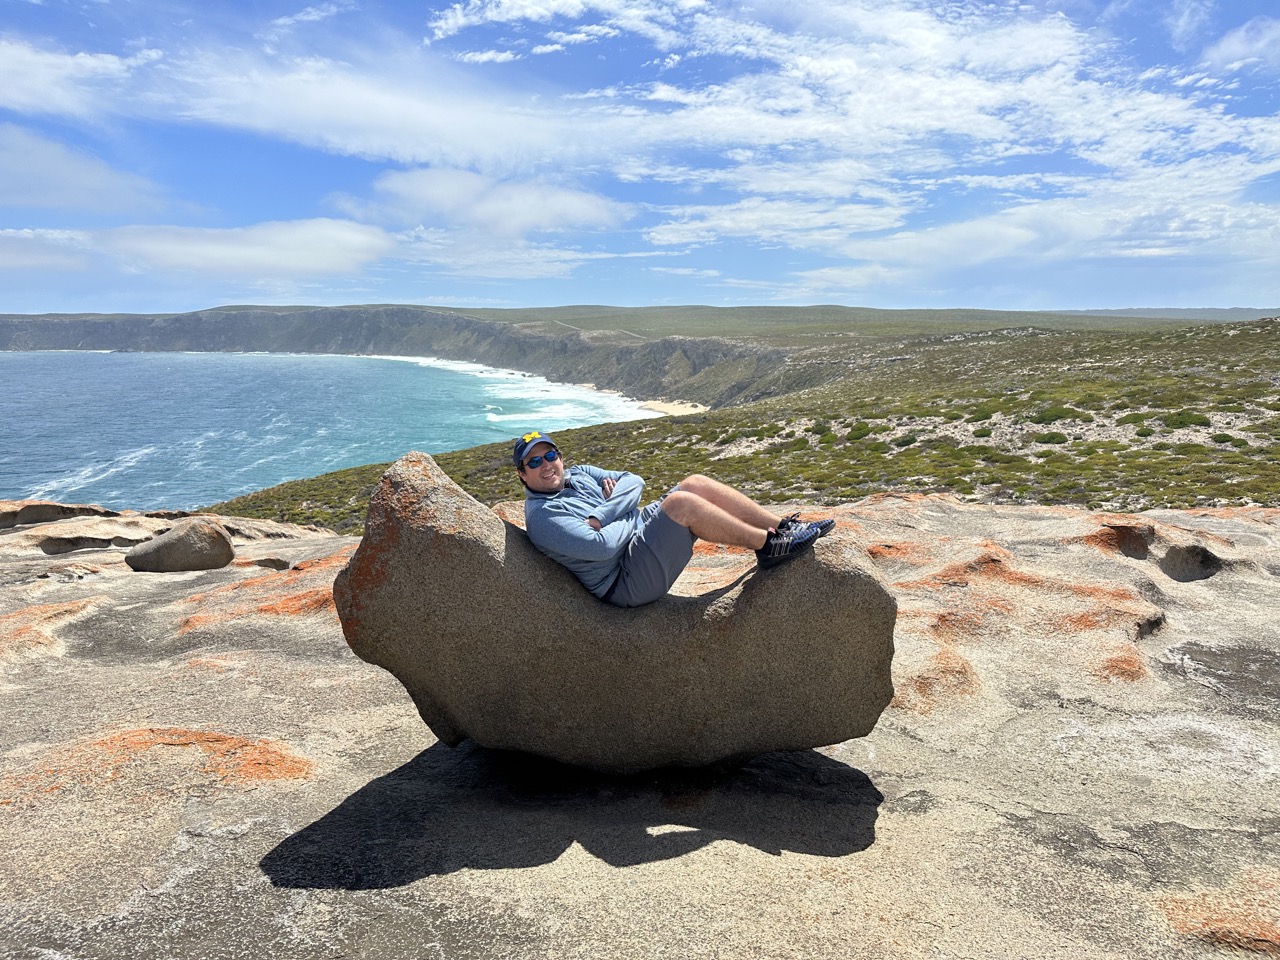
[
  {"x1": 1, "y1": 491, "x2": 1277, "y2": 958},
  {"x1": 333, "y1": 453, "x2": 897, "y2": 773},
  {"x1": 124, "y1": 517, "x2": 235, "y2": 572}
]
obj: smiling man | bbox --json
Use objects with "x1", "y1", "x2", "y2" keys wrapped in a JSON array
[{"x1": 514, "y1": 430, "x2": 834, "y2": 608}]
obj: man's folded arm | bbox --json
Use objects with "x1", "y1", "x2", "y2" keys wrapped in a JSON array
[
  {"x1": 530, "y1": 510, "x2": 633, "y2": 562},
  {"x1": 579, "y1": 467, "x2": 645, "y2": 526}
]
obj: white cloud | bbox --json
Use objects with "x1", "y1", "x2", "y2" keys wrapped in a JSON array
[
  {"x1": 103, "y1": 219, "x2": 395, "y2": 276},
  {"x1": 651, "y1": 266, "x2": 719, "y2": 277},
  {"x1": 1205, "y1": 17, "x2": 1280, "y2": 72},
  {"x1": 1164, "y1": 0, "x2": 1214, "y2": 52},
  {"x1": 4, "y1": 0, "x2": 1280, "y2": 306},
  {"x1": 344, "y1": 167, "x2": 630, "y2": 235},
  {"x1": 0, "y1": 124, "x2": 167, "y2": 212},
  {"x1": 0, "y1": 39, "x2": 161, "y2": 117},
  {"x1": 270, "y1": 2, "x2": 354, "y2": 30},
  {"x1": 428, "y1": 0, "x2": 598, "y2": 42},
  {"x1": 0, "y1": 229, "x2": 92, "y2": 271},
  {"x1": 647, "y1": 197, "x2": 906, "y2": 251},
  {"x1": 155, "y1": 46, "x2": 612, "y2": 172},
  {"x1": 457, "y1": 49, "x2": 521, "y2": 63}
]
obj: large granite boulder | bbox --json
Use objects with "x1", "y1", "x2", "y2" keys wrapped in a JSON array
[
  {"x1": 125, "y1": 518, "x2": 235, "y2": 572},
  {"x1": 333, "y1": 452, "x2": 897, "y2": 773}
]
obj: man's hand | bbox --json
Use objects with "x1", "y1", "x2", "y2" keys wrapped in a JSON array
[
  {"x1": 601, "y1": 477, "x2": 616, "y2": 498},
  {"x1": 587, "y1": 517, "x2": 603, "y2": 532}
]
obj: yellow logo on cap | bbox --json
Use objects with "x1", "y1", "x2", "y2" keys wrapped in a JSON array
[{"x1": 522, "y1": 431, "x2": 543, "y2": 443}]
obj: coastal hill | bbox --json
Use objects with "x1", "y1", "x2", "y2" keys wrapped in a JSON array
[
  {"x1": 2, "y1": 491, "x2": 1276, "y2": 956},
  {"x1": 6, "y1": 302, "x2": 1278, "y2": 527},
  {"x1": 3, "y1": 302, "x2": 1275, "y2": 410}
]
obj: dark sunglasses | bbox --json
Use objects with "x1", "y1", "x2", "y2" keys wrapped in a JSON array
[{"x1": 523, "y1": 449, "x2": 560, "y2": 469}]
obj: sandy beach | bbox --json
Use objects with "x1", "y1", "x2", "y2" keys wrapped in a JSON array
[{"x1": 641, "y1": 399, "x2": 707, "y2": 416}]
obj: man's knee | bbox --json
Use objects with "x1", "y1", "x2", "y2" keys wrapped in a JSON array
[
  {"x1": 659, "y1": 489, "x2": 700, "y2": 526},
  {"x1": 678, "y1": 473, "x2": 715, "y2": 497}
]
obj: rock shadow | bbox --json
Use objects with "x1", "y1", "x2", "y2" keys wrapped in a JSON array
[{"x1": 261, "y1": 742, "x2": 882, "y2": 890}]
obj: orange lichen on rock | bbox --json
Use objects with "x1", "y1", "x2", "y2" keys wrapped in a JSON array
[
  {"x1": 0, "y1": 597, "x2": 105, "y2": 660},
  {"x1": 176, "y1": 545, "x2": 355, "y2": 634},
  {"x1": 1074, "y1": 524, "x2": 1154, "y2": 558},
  {"x1": 91, "y1": 728, "x2": 315, "y2": 784},
  {"x1": 927, "y1": 610, "x2": 986, "y2": 643},
  {"x1": 866, "y1": 541, "x2": 933, "y2": 565},
  {"x1": 894, "y1": 547, "x2": 1034, "y2": 590},
  {"x1": 891, "y1": 648, "x2": 980, "y2": 714},
  {"x1": 0, "y1": 727, "x2": 315, "y2": 806},
  {"x1": 255, "y1": 587, "x2": 335, "y2": 617},
  {"x1": 692, "y1": 540, "x2": 752, "y2": 557},
  {"x1": 1160, "y1": 869, "x2": 1280, "y2": 954},
  {"x1": 1091, "y1": 646, "x2": 1149, "y2": 682}
]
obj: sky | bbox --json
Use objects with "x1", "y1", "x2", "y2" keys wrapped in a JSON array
[{"x1": 2, "y1": 0, "x2": 1279, "y2": 314}]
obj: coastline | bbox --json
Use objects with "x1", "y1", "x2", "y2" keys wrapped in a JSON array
[
  {"x1": 641, "y1": 399, "x2": 707, "y2": 416},
  {"x1": 0, "y1": 350, "x2": 690, "y2": 510}
]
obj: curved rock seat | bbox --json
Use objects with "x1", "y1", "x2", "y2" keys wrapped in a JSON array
[{"x1": 334, "y1": 452, "x2": 897, "y2": 773}]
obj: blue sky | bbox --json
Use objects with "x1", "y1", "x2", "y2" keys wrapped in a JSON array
[{"x1": 2, "y1": 0, "x2": 1279, "y2": 314}]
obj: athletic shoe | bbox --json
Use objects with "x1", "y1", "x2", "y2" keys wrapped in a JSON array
[
  {"x1": 778, "y1": 512, "x2": 836, "y2": 538},
  {"x1": 756, "y1": 521, "x2": 823, "y2": 569}
]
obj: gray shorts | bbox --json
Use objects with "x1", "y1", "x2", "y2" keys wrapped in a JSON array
[{"x1": 602, "y1": 495, "x2": 696, "y2": 608}]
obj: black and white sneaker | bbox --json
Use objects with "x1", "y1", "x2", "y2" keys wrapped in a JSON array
[
  {"x1": 778, "y1": 512, "x2": 836, "y2": 538},
  {"x1": 756, "y1": 521, "x2": 823, "y2": 569}
]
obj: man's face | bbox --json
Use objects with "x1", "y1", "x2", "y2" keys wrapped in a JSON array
[{"x1": 519, "y1": 441, "x2": 565, "y2": 493}]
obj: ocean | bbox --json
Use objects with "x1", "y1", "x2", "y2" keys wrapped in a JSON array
[{"x1": 0, "y1": 351, "x2": 662, "y2": 511}]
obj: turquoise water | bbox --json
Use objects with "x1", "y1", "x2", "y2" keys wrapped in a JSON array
[{"x1": 0, "y1": 351, "x2": 660, "y2": 511}]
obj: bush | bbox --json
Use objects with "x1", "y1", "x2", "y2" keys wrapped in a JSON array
[
  {"x1": 1030, "y1": 406, "x2": 1092, "y2": 424},
  {"x1": 1033, "y1": 432, "x2": 1069, "y2": 444},
  {"x1": 891, "y1": 433, "x2": 919, "y2": 448},
  {"x1": 1162, "y1": 410, "x2": 1212, "y2": 429},
  {"x1": 1211, "y1": 433, "x2": 1235, "y2": 444},
  {"x1": 1136, "y1": 427, "x2": 1155, "y2": 437},
  {"x1": 973, "y1": 427, "x2": 993, "y2": 438}
]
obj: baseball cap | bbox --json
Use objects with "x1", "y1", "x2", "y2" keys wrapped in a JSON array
[{"x1": 513, "y1": 430, "x2": 558, "y2": 468}]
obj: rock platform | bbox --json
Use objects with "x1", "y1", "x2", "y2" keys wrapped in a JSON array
[{"x1": 1, "y1": 493, "x2": 1277, "y2": 958}]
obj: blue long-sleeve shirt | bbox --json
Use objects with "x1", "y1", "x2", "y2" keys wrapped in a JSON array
[{"x1": 523, "y1": 464, "x2": 646, "y2": 597}]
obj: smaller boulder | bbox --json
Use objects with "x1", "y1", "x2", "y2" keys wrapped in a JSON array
[{"x1": 125, "y1": 519, "x2": 234, "y2": 573}]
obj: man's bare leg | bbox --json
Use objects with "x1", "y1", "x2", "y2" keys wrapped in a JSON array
[
  {"x1": 659, "y1": 490, "x2": 769, "y2": 549},
  {"x1": 675, "y1": 474, "x2": 781, "y2": 531}
]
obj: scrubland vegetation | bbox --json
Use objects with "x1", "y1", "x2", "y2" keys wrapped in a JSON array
[{"x1": 209, "y1": 313, "x2": 1280, "y2": 533}]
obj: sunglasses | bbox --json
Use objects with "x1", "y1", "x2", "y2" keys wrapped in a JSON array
[{"x1": 523, "y1": 449, "x2": 560, "y2": 469}]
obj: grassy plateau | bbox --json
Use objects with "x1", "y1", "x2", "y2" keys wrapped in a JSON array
[{"x1": 207, "y1": 308, "x2": 1280, "y2": 533}]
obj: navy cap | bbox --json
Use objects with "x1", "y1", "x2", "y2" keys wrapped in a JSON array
[{"x1": 513, "y1": 430, "x2": 558, "y2": 468}]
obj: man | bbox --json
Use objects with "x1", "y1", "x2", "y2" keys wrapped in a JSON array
[{"x1": 514, "y1": 430, "x2": 835, "y2": 608}]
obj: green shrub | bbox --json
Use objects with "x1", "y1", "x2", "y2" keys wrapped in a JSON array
[
  {"x1": 1116, "y1": 412, "x2": 1150, "y2": 425},
  {"x1": 1033, "y1": 432, "x2": 1069, "y2": 444},
  {"x1": 972, "y1": 427, "x2": 993, "y2": 438},
  {"x1": 1211, "y1": 433, "x2": 1234, "y2": 444},
  {"x1": 1162, "y1": 410, "x2": 1212, "y2": 428},
  {"x1": 1030, "y1": 406, "x2": 1092, "y2": 424},
  {"x1": 891, "y1": 432, "x2": 920, "y2": 448},
  {"x1": 1136, "y1": 427, "x2": 1155, "y2": 437}
]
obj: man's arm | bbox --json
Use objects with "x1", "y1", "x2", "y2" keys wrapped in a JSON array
[
  {"x1": 575, "y1": 466, "x2": 644, "y2": 526},
  {"x1": 528, "y1": 504, "x2": 636, "y2": 562}
]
